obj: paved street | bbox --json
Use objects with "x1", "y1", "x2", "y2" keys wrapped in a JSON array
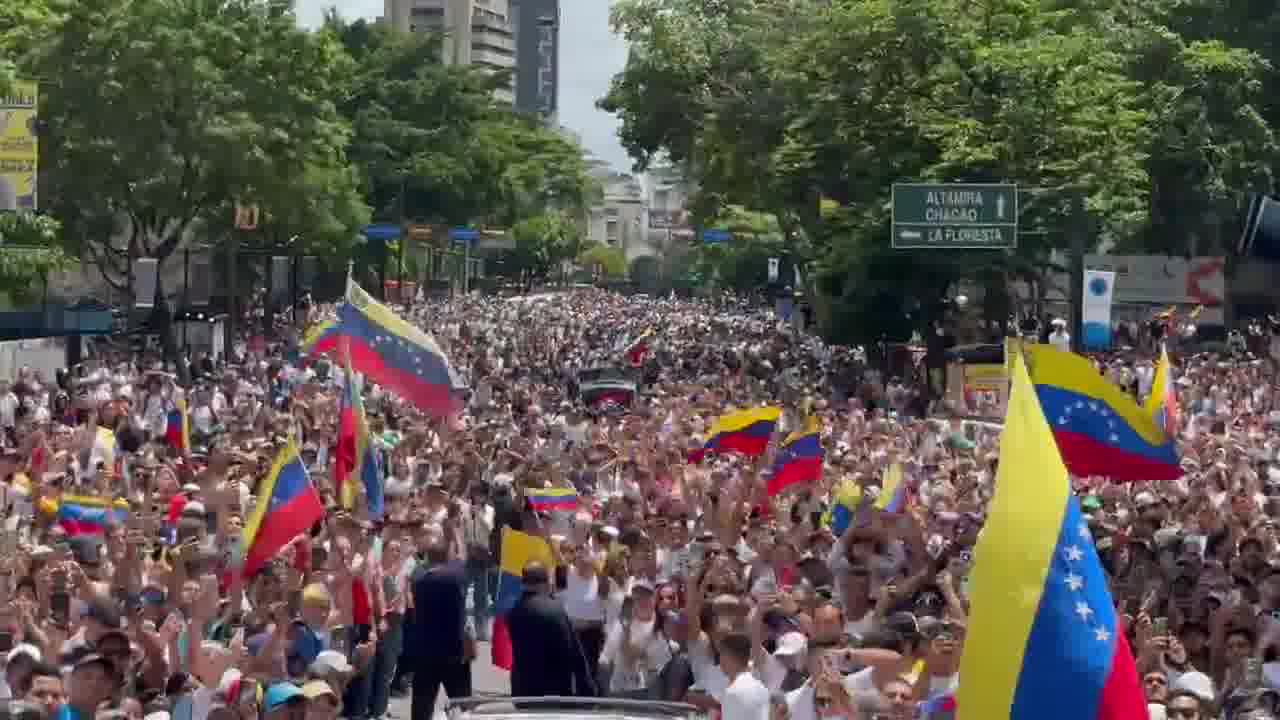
[{"x1": 386, "y1": 642, "x2": 511, "y2": 720}]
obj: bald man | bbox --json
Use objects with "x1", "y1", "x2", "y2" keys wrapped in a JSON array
[{"x1": 506, "y1": 562, "x2": 597, "y2": 699}]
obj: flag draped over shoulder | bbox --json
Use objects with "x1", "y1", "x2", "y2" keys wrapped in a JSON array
[
  {"x1": 687, "y1": 407, "x2": 781, "y2": 463},
  {"x1": 958, "y1": 351, "x2": 1146, "y2": 720},
  {"x1": 767, "y1": 417, "x2": 823, "y2": 496},
  {"x1": 301, "y1": 280, "x2": 461, "y2": 416},
  {"x1": 1025, "y1": 344, "x2": 1181, "y2": 481},
  {"x1": 235, "y1": 441, "x2": 325, "y2": 579},
  {"x1": 490, "y1": 527, "x2": 556, "y2": 671}
]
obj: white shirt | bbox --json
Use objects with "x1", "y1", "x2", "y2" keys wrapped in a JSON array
[
  {"x1": 721, "y1": 671, "x2": 770, "y2": 720},
  {"x1": 563, "y1": 567, "x2": 605, "y2": 622},
  {"x1": 191, "y1": 404, "x2": 214, "y2": 435},
  {"x1": 689, "y1": 634, "x2": 731, "y2": 700},
  {"x1": 0, "y1": 392, "x2": 17, "y2": 428},
  {"x1": 1049, "y1": 330, "x2": 1071, "y2": 352},
  {"x1": 785, "y1": 682, "x2": 815, "y2": 720},
  {"x1": 599, "y1": 618, "x2": 673, "y2": 692}
]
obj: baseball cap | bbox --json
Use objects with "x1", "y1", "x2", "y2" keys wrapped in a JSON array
[
  {"x1": 262, "y1": 683, "x2": 305, "y2": 713},
  {"x1": 300, "y1": 680, "x2": 337, "y2": 701},
  {"x1": 773, "y1": 631, "x2": 807, "y2": 657},
  {"x1": 71, "y1": 652, "x2": 119, "y2": 679},
  {"x1": 6, "y1": 644, "x2": 40, "y2": 664},
  {"x1": 308, "y1": 650, "x2": 353, "y2": 675}
]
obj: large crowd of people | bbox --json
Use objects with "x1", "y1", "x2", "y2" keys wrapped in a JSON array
[{"x1": 0, "y1": 288, "x2": 1270, "y2": 720}]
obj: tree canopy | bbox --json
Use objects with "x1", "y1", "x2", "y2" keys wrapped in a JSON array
[
  {"x1": 0, "y1": 0, "x2": 599, "y2": 368},
  {"x1": 601, "y1": 0, "x2": 1280, "y2": 343}
]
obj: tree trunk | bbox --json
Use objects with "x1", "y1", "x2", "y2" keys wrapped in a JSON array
[{"x1": 153, "y1": 267, "x2": 191, "y2": 386}]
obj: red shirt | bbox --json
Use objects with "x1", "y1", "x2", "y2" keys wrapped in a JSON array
[{"x1": 352, "y1": 578, "x2": 372, "y2": 626}]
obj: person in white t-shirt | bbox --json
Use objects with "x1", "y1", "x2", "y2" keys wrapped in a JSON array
[
  {"x1": 1048, "y1": 318, "x2": 1071, "y2": 352},
  {"x1": 719, "y1": 632, "x2": 769, "y2": 720}
]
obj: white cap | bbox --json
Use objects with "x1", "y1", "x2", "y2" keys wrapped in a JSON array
[
  {"x1": 1171, "y1": 670, "x2": 1214, "y2": 702},
  {"x1": 6, "y1": 643, "x2": 40, "y2": 664},
  {"x1": 774, "y1": 631, "x2": 807, "y2": 657}
]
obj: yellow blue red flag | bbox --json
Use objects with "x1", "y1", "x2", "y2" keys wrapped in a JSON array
[
  {"x1": 958, "y1": 351, "x2": 1146, "y2": 720},
  {"x1": 1025, "y1": 344, "x2": 1180, "y2": 480}
]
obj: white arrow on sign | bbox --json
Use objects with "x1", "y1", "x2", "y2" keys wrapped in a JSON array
[
  {"x1": 996, "y1": 194, "x2": 1006, "y2": 219},
  {"x1": 899, "y1": 230, "x2": 922, "y2": 241}
]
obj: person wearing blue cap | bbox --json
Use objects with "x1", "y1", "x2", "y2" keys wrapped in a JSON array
[{"x1": 262, "y1": 683, "x2": 306, "y2": 720}]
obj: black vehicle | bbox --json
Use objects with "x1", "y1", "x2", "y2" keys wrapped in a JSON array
[{"x1": 576, "y1": 366, "x2": 638, "y2": 410}]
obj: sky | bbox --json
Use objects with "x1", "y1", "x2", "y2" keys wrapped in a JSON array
[{"x1": 295, "y1": 0, "x2": 633, "y2": 172}]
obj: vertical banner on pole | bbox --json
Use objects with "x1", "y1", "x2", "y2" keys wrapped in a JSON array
[
  {"x1": 1082, "y1": 269, "x2": 1115, "y2": 350},
  {"x1": 767, "y1": 257, "x2": 779, "y2": 282}
]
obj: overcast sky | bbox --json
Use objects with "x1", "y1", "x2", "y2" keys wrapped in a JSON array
[{"x1": 296, "y1": 0, "x2": 633, "y2": 172}]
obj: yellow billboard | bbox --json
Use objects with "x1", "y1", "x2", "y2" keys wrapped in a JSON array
[{"x1": 0, "y1": 82, "x2": 38, "y2": 211}]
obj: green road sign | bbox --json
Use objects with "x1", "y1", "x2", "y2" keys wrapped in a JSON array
[{"x1": 892, "y1": 183, "x2": 1018, "y2": 249}]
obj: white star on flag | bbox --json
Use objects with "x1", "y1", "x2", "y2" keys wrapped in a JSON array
[
  {"x1": 1109, "y1": 433, "x2": 1120, "y2": 443},
  {"x1": 1078, "y1": 523, "x2": 1091, "y2": 540},
  {"x1": 1065, "y1": 545, "x2": 1084, "y2": 562},
  {"x1": 1065, "y1": 573, "x2": 1084, "y2": 591},
  {"x1": 1075, "y1": 601, "x2": 1093, "y2": 620},
  {"x1": 1094, "y1": 627, "x2": 1111, "y2": 642}
]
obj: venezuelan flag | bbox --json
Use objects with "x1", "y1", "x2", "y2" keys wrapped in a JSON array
[
  {"x1": 301, "y1": 281, "x2": 461, "y2": 416},
  {"x1": 334, "y1": 348, "x2": 384, "y2": 519},
  {"x1": 1145, "y1": 345, "x2": 1181, "y2": 439},
  {"x1": 165, "y1": 398, "x2": 190, "y2": 453},
  {"x1": 875, "y1": 462, "x2": 909, "y2": 513},
  {"x1": 1025, "y1": 345, "x2": 1180, "y2": 481},
  {"x1": 235, "y1": 441, "x2": 325, "y2": 578},
  {"x1": 826, "y1": 480, "x2": 864, "y2": 536},
  {"x1": 619, "y1": 328, "x2": 654, "y2": 367},
  {"x1": 491, "y1": 526, "x2": 557, "y2": 671},
  {"x1": 919, "y1": 694, "x2": 956, "y2": 720},
  {"x1": 767, "y1": 418, "x2": 823, "y2": 496},
  {"x1": 524, "y1": 487, "x2": 579, "y2": 512},
  {"x1": 687, "y1": 407, "x2": 781, "y2": 463},
  {"x1": 958, "y1": 351, "x2": 1145, "y2": 720},
  {"x1": 59, "y1": 495, "x2": 129, "y2": 536}
]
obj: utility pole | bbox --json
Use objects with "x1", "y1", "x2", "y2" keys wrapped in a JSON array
[{"x1": 1067, "y1": 191, "x2": 1088, "y2": 353}]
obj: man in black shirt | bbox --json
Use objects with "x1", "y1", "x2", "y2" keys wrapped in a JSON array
[
  {"x1": 507, "y1": 562, "x2": 596, "y2": 699},
  {"x1": 404, "y1": 535, "x2": 473, "y2": 720}
]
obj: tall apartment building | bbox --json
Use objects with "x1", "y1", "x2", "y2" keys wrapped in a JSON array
[
  {"x1": 383, "y1": 0, "x2": 517, "y2": 103},
  {"x1": 510, "y1": 0, "x2": 559, "y2": 121}
]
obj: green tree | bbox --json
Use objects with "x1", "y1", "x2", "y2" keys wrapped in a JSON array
[
  {"x1": 603, "y1": 0, "x2": 1160, "y2": 344},
  {"x1": 578, "y1": 242, "x2": 627, "y2": 279},
  {"x1": 0, "y1": 0, "x2": 60, "y2": 92},
  {"x1": 502, "y1": 212, "x2": 585, "y2": 287},
  {"x1": 0, "y1": 211, "x2": 72, "y2": 306},
  {"x1": 330, "y1": 18, "x2": 597, "y2": 233},
  {"x1": 32, "y1": 0, "x2": 366, "y2": 372}
]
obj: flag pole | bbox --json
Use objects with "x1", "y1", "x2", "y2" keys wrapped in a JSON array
[{"x1": 346, "y1": 261, "x2": 354, "y2": 302}]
